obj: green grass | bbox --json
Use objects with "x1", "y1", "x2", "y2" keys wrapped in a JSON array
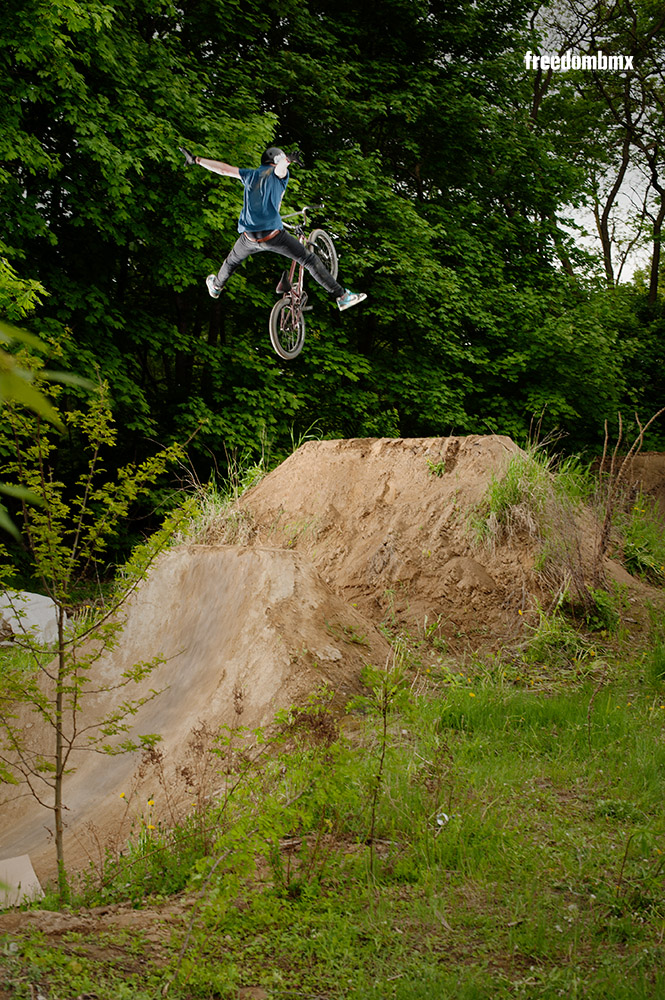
[
  {"x1": 3, "y1": 615, "x2": 664, "y2": 1000},
  {"x1": 469, "y1": 446, "x2": 595, "y2": 551},
  {"x1": 620, "y1": 492, "x2": 665, "y2": 585}
]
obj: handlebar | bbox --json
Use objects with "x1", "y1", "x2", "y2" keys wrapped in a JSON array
[{"x1": 281, "y1": 204, "x2": 324, "y2": 220}]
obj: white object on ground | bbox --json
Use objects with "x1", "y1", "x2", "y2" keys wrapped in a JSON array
[
  {"x1": 0, "y1": 590, "x2": 63, "y2": 645},
  {"x1": 0, "y1": 854, "x2": 44, "y2": 907}
]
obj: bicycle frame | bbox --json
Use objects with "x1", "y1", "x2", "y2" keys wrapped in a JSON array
[
  {"x1": 268, "y1": 205, "x2": 337, "y2": 359},
  {"x1": 278, "y1": 206, "x2": 313, "y2": 322}
]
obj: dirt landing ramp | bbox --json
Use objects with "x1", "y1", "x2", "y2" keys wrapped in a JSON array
[
  {"x1": 0, "y1": 546, "x2": 389, "y2": 886},
  {"x1": 239, "y1": 435, "x2": 656, "y2": 651},
  {"x1": 241, "y1": 436, "x2": 529, "y2": 649}
]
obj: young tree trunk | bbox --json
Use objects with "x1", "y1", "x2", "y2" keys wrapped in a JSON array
[
  {"x1": 55, "y1": 608, "x2": 68, "y2": 903},
  {"x1": 648, "y1": 195, "x2": 665, "y2": 306},
  {"x1": 594, "y1": 132, "x2": 632, "y2": 286}
]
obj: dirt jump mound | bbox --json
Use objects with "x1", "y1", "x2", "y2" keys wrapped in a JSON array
[
  {"x1": 2, "y1": 434, "x2": 660, "y2": 896},
  {"x1": 239, "y1": 435, "x2": 531, "y2": 649}
]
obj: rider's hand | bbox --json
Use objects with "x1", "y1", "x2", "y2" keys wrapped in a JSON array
[
  {"x1": 179, "y1": 146, "x2": 197, "y2": 166},
  {"x1": 287, "y1": 148, "x2": 304, "y2": 167}
]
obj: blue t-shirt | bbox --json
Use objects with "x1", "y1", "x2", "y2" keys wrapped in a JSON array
[{"x1": 237, "y1": 166, "x2": 289, "y2": 233}]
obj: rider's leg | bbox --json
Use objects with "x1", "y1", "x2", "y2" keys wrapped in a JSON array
[
  {"x1": 266, "y1": 231, "x2": 345, "y2": 298},
  {"x1": 213, "y1": 235, "x2": 257, "y2": 290}
]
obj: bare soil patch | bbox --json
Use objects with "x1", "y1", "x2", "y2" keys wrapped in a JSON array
[{"x1": 239, "y1": 436, "x2": 658, "y2": 651}]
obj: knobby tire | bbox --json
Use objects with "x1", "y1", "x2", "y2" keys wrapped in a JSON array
[
  {"x1": 308, "y1": 229, "x2": 338, "y2": 281},
  {"x1": 269, "y1": 296, "x2": 306, "y2": 359}
]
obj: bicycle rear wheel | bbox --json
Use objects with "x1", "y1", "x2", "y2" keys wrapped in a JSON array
[
  {"x1": 269, "y1": 296, "x2": 306, "y2": 359},
  {"x1": 308, "y1": 229, "x2": 338, "y2": 281}
]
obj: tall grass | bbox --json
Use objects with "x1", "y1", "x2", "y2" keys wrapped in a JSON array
[
  {"x1": 470, "y1": 445, "x2": 594, "y2": 550},
  {"x1": 471, "y1": 443, "x2": 664, "y2": 618},
  {"x1": 173, "y1": 453, "x2": 266, "y2": 546},
  {"x1": 619, "y1": 491, "x2": 665, "y2": 585}
]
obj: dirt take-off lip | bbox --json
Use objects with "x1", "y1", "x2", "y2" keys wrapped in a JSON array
[{"x1": 0, "y1": 545, "x2": 389, "y2": 891}]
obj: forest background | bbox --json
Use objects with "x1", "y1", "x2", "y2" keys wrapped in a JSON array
[{"x1": 1, "y1": 0, "x2": 664, "y2": 568}]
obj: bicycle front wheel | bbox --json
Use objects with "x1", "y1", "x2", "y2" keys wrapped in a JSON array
[
  {"x1": 269, "y1": 296, "x2": 306, "y2": 360},
  {"x1": 308, "y1": 229, "x2": 338, "y2": 281}
]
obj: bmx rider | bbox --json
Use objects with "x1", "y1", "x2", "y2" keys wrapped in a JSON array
[{"x1": 180, "y1": 145, "x2": 367, "y2": 312}]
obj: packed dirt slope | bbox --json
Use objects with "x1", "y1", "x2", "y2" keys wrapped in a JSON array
[
  {"x1": 1, "y1": 435, "x2": 661, "y2": 896},
  {"x1": 628, "y1": 452, "x2": 665, "y2": 519},
  {"x1": 239, "y1": 435, "x2": 611, "y2": 651},
  {"x1": 0, "y1": 546, "x2": 390, "y2": 888}
]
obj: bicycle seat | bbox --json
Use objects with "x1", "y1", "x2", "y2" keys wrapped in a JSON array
[{"x1": 275, "y1": 271, "x2": 292, "y2": 294}]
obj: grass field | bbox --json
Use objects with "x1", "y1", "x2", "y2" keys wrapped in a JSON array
[{"x1": 2, "y1": 602, "x2": 664, "y2": 1000}]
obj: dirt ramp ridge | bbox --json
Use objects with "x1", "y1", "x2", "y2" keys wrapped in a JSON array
[
  {"x1": 0, "y1": 546, "x2": 389, "y2": 885},
  {"x1": 241, "y1": 435, "x2": 531, "y2": 647}
]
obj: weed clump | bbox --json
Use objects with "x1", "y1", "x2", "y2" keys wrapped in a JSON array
[
  {"x1": 521, "y1": 605, "x2": 596, "y2": 670},
  {"x1": 470, "y1": 444, "x2": 599, "y2": 612},
  {"x1": 618, "y1": 492, "x2": 665, "y2": 585},
  {"x1": 472, "y1": 441, "x2": 665, "y2": 646},
  {"x1": 174, "y1": 455, "x2": 265, "y2": 546},
  {"x1": 470, "y1": 446, "x2": 552, "y2": 547}
]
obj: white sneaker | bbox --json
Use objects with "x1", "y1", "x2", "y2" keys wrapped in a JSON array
[
  {"x1": 337, "y1": 289, "x2": 367, "y2": 312},
  {"x1": 206, "y1": 274, "x2": 222, "y2": 299}
]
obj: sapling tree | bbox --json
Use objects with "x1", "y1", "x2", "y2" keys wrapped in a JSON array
[
  {"x1": 352, "y1": 648, "x2": 410, "y2": 880},
  {"x1": 0, "y1": 377, "x2": 188, "y2": 901}
]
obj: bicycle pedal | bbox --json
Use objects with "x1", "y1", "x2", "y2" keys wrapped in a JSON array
[{"x1": 302, "y1": 305, "x2": 313, "y2": 312}]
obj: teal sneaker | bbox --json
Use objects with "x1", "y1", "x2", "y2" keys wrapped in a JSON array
[
  {"x1": 337, "y1": 289, "x2": 367, "y2": 312},
  {"x1": 206, "y1": 274, "x2": 222, "y2": 299}
]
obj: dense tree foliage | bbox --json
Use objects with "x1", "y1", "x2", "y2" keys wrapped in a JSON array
[{"x1": 1, "y1": 0, "x2": 663, "y2": 560}]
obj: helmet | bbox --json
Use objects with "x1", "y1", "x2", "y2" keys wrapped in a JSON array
[{"x1": 261, "y1": 146, "x2": 285, "y2": 166}]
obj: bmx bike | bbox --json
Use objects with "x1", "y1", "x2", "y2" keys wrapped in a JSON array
[{"x1": 269, "y1": 206, "x2": 338, "y2": 360}]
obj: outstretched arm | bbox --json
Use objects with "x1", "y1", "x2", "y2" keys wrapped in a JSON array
[
  {"x1": 180, "y1": 147, "x2": 240, "y2": 177},
  {"x1": 179, "y1": 145, "x2": 299, "y2": 178},
  {"x1": 196, "y1": 157, "x2": 240, "y2": 178}
]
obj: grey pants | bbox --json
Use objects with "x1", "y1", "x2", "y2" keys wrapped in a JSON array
[{"x1": 214, "y1": 229, "x2": 344, "y2": 298}]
